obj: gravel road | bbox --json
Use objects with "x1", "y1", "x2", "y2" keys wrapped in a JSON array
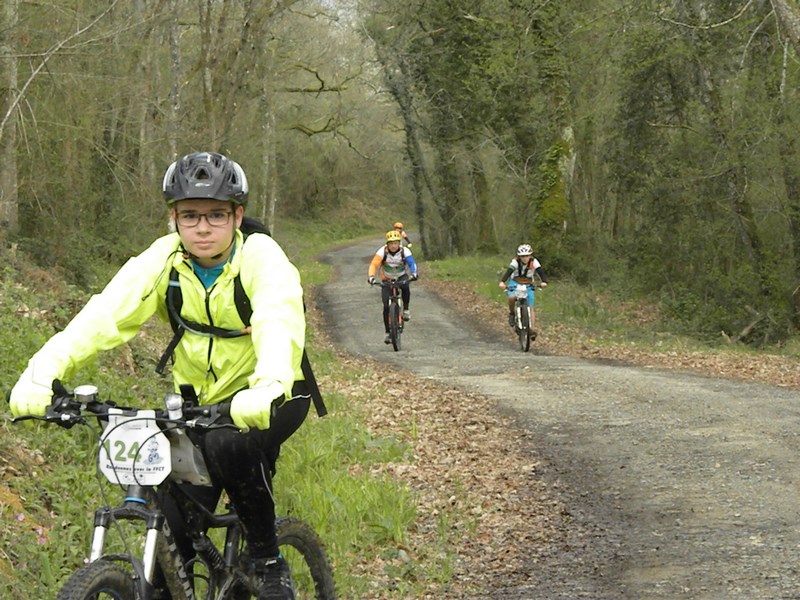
[{"x1": 318, "y1": 238, "x2": 800, "y2": 599}]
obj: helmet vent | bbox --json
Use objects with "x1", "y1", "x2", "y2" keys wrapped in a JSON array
[{"x1": 162, "y1": 152, "x2": 249, "y2": 204}]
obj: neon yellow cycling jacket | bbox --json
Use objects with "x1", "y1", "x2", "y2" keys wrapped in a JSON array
[{"x1": 17, "y1": 229, "x2": 305, "y2": 405}]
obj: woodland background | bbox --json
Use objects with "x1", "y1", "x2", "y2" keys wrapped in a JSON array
[{"x1": 2, "y1": 0, "x2": 800, "y2": 345}]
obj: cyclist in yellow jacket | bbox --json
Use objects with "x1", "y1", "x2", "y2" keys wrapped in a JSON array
[{"x1": 10, "y1": 151, "x2": 303, "y2": 599}]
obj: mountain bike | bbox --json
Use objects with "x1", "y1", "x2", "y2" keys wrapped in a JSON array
[
  {"x1": 12, "y1": 384, "x2": 336, "y2": 600},
  {"x1": 512, "y1": 283, "x2": 537, "y2": 352},
  {"x1": 373, "y1": 277, "x2": 412, "y2": 351}
]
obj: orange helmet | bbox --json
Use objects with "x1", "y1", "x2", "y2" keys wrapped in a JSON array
[
  {"x1": 386, "y1": 230, "x2": 403, "y2": 242},
  {"x1": 393, "y1": 222, "x2": 404, "y2": 229}
]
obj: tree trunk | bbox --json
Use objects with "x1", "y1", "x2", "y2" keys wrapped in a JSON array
[
  {"x1": 469, "y1": 154, "x2": 498, "y2": 254},
  {"x1": 260, "y1": 90, "x2": 279, "y2": 234},
  {"x1": 199, "y1": 0, "x2": 218, "y2": 146},
  {"x1": 430, "y1": 127, "x2": 461, "y2": 254},
  {"x1": 772, "y1": 0, "x2": 800, "y2": 50},
  {"x1": 135, "y1": 0, "x2": 156, "y2": 187},
  {"x1": 0, "y1": 0, "x2": 18, "y2": 239},
  {"x1": 167, "y1": 0, "x2": 181, "y2": 160},
  {"x1": 697, "y1": 57, "x2": 767, "y2": 292},
  {"x1": 374, "y1": 45, "x2": 437, "y2": 257}
]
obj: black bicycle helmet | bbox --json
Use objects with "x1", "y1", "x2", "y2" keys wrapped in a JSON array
[{"x1": 162, "y1": 151, "x2": 249, "y2": 204}]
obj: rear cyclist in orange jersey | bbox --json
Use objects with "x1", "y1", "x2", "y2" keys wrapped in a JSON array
[
  {"x1": 368, "y1": 230, "x2": 419, "y2": 344},
  {"x1": 393, "y1": 221, "x2": 413, "y2": 248}
]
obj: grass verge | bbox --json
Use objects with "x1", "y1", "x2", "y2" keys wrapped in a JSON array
[{"x1": 422, "y1": 252, "x2": 800, "y2": 361}]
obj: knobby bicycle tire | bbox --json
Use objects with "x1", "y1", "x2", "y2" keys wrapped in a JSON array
[
  {"x1": 56, "y1": 560, "x2": 136, "y2": 600},
  {"x1": 388, "y1": 301, "x2": 402, "y2": 351},
  {"x1": 517, "y1": 302, "x2": 531, "y2": 352},
  {"x1": 277, "y1": 516, "x2": 336, "y2": 600}
]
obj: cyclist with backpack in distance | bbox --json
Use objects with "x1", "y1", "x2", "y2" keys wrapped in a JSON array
[
  {"x1": 9, "y1": 151, "x2": 315, "y2": 600},
  {"x1": 499, "y1": 243, "x2": 548, "y2": 338},
  {"x1": 368, "y1": 230, "x2": 418, "y2": 344}
]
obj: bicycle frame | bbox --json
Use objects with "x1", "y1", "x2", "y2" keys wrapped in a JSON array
[
  {"x1": 14, "y1": 385, "x2": 336, "y2": 600},
  {"x1": 386, "y1": 281, "x2": 404, "y2": 322},
  {"x1": 513, "y1": 284, "x2": 533, "y2": 352},
  {"x1": 31, "y1": 387, "x2": 251, "y2": 600},
  {"x1": 88, "y1": 481, "x2": 250, "y2": 599},
  {"x1": 378, "y1": 278, "x2": 409, "y2": 351},
  {"x1": 513, "y1": 284, "x2": 531, "y2": 324}
]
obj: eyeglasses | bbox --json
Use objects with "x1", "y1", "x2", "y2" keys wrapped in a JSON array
[{"x1": 176, "y1": 210, "x2": 233, "y2": 228}]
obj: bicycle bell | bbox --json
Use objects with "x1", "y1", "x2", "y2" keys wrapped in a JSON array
[{"x1": 73, "y1": 385, "x2": 98, "y2": 402}]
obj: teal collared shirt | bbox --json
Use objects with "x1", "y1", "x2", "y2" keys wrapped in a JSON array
[{"x1": 191, "y1": 246, "x2": 235, "y2": 288}]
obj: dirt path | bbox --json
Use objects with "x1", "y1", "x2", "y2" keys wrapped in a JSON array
[{"x1": 318, "y1": 238, "x2": 800, "y2": 599}]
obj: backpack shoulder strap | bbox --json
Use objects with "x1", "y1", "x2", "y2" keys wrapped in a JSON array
[
  {"x1": 514, "y1": 258, "x2": 528, "y2": 278},
  {"x1": 166, "y1": 267, "x2": 183, "y2": 333},
  {"x1": 156, "y1": 268, "x2": 185, "y2": 374},
  {"x1": 233, "y1": 247, "x2": 326, "y2": 417},
  {"x1": 300, "y1": 350, "x2": 327, "y2": 417},
  {"x1": 381, "y1": 246, "x2": 406, "y2": 264},
  {"x1": 233, "y1": 275, "x2": 253, "y2": 325}
]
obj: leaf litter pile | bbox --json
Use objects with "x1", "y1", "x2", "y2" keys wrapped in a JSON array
[{"x1": 309, "y1": 279, "x2": 800, "y2": 598}]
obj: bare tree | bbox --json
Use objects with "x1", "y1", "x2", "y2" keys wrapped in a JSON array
[
  {"x1": 0, "y1": 0, "x2": 18, "y2": 238},
  {"x1": 772, "y1": 0, "x2": 800, "y2": 52},
  {"x1": 167, "y1": 0, "x2": 181, "y2": 160}
]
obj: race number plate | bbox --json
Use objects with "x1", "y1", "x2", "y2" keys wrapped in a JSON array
[
  {"x1": 514, "y1": 284, "x2": 529, "y2": 299},
  {"x1": 98, "y1": 409, "x2": 172, "y2": 486}
]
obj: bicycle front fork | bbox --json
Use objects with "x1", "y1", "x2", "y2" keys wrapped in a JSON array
[
  {"x1": 515, "y1": 302, "x2": 529, "y2": 329},
  {"x1": 88, "y1": 485, "x2": 165, "y2": 596}
]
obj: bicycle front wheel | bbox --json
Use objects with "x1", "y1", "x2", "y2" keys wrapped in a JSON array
[
  {"x1": 56, "y1": 560, "x2": 136, "y2": 600},
  {"x1": 388, "y1": 301, "x2": 402, "y2": 351},
  {"x1": 277, "y1": 516, "x2": 336, "y2": 600},
  {"x1": 517, "y1": 303, "x2": 531, "y2": 352}
]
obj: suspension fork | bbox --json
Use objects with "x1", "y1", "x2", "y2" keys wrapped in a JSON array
[
  {"x1": 515, "y1": 298, "x2": 530, "y2": 328},
  {"x1": 89, "y1": 484, "x2": 176, "y2": 599}
]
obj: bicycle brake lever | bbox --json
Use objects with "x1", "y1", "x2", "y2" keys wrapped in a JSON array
[
  {"x1": 44, "y1": 405, "x2": 82, "y2": 429},
  {"x1": 11, "y1": 407, "x2": 81, "y2": 428}
]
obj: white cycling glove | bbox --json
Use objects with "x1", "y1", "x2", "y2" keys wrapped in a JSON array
[
  {"x1": 10, "y1": 366, "x2": 54, "y2": 417},
  {"x1": 230, "y1": 382, "x2": 286, "y2": 431}
]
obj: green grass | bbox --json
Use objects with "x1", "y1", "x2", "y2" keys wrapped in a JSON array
[{"x1": 423, "y1": 252, "x2": 798, "y2": 359}]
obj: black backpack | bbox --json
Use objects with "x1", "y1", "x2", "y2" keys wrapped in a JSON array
[{"x1": 156, "y1": 216, "x2": 326, "y2": 417}]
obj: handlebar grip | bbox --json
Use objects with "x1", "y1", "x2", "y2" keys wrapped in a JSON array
[{"x1": 182, "y1": 401, "x2": 231, "y2": 421}]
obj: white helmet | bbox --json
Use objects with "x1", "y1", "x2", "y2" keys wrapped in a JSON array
[{"x1": 516, "y1": 244, "x2": 533, "y2": 256}]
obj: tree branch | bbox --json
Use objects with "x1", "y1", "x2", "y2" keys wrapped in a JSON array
[
  {"x1": 280, "y1": 63, "x2": 362, "y2": 95},
  {"x1": 658, "y1": 0, "x2": 755, "y2": 30},
  {"x1": 0, "y1": 0, "x2": 120, "y2": 139}
]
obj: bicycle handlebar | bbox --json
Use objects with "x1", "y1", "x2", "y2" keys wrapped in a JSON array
[
  {"x1": 12, "y1": 385, "x2": 233, "y2": 431},
  {"x1": 371, "y1": 277, "x2": 415, "y2": 287}
]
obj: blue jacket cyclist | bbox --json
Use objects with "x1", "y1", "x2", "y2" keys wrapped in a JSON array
[{"x1": 499, "y1": 243, "x2": 548, "y2": 335}]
